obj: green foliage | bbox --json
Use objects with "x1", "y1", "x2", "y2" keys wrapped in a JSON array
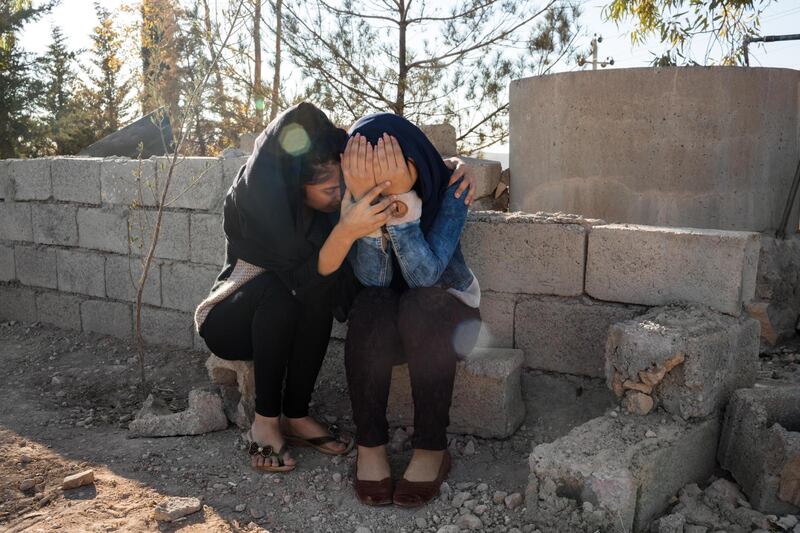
[{"x1": 604, "y1": 0, "x2": 773, "y2": 65}]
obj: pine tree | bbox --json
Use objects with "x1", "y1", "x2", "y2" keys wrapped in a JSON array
[
  {"x1": 0, "y1": 0, "x2": 53, "y2": 157},
  {"x1": 85, "y1": 3, "x2": 132, "y2": 139},
  {"x1": 280, "y1": 0, "x2": 581, "y2": 152}
]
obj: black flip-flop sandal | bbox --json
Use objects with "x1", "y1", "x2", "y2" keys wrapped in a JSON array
[
  {"x1": 246, "y1": 431, "x2": 296, "y2": 473},
  {"x1": 284, "y1": 423, "x2": 355, "y2": 456}
]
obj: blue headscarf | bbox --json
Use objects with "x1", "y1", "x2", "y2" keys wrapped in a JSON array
[{"x1": 349, "y1": 113, "x2": 452, "y2": 234}]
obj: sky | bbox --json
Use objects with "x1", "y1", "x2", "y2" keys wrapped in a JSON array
[{"x1": 18, "y1": 0, "x2": 800, "y2": 157}]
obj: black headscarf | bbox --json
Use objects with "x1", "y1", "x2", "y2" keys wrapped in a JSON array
[
  {"x1": 223, "y1": 102, "x2": 346, "y2": 272},
  {"x1": 349, "y1": 113, "x2": 452, "y2": 234}
]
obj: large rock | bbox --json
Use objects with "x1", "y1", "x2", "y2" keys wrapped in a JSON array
[
  {"x1": 605, "y1": 304, "x2": 760, "y2": 419},
  {"x1": 128, "y1": 388, "x2": 228, "y2": 437},
  {"x1": 718, "y1": 386, "x2": 800, "y2": 515},
  {"x1": 586, "y1": 223, "x2": 760, "y2": 316},
  {"x1": 526, "y1": 412, "x2": 719, "y2": 533},
  {"x1": 387, "y1": 347, "x2": 525, "y2": 438}
]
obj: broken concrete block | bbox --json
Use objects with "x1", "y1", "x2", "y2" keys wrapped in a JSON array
[
  {"x1": 586, "y1": 224, "x2": 760, "y2": 316},
  {"x1": 128, "y1": 388, "x2": 228, "y2": 437},
  {"x1": 62, "y1": 469, "x2": 94, "y2": 490},
  {"x1": 746, "y1": 300, "x2": 799, "y2": 346},
  {"x1": 526, "y1": 412, "x2": 719, "y2": 533},
  {"x1": 606, "y1": 304, "x2": 760, "y2": 419},
  {"x1": 456, "y1": 156, "x2": 502, "y2": 200},
  {"x1": 461, "y1": 211, "x2": 587, "y2": 296},
  {"x1": 515, "y1": 295, "x2": 645, "y2": 377},
  {"x1": 420, "y1": 123, "x2": 457, "y2": 156},
  {"x1": 718, "y1": 387, "x2": 800, "y2": 515},
  {"x1": 205, "y1": 354, "x2": 256, "y2": 429},
  {"x1": 154, "y1": 496, "x2": 202, "y2": 522},
  {"x1": 387, "y1": 347, "x2": 525, "y2": 438}
]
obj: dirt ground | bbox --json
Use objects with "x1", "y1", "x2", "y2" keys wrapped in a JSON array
[{"x1": 0, "y1": 320, "x2": 797, "y2": 533}]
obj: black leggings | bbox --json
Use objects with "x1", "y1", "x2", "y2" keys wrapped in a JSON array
[
  {"x1": 199, "y1": 272, "x2": 333, "y2": 418},
  {"x1": 345, "y1": 287, "x2": 481, "y2": 451}
]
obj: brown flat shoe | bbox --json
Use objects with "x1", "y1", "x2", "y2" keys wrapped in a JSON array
[
  {"x1": 353, "y1": 465, "x2": 394, "y2": 506},
  {"x1": 393, "y1": 450, "x2": 452, "y2": 508}
]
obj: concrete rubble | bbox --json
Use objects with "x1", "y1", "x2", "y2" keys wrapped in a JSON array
[
  {"x1": 718, "y1": 386, "x2": 800, "y2": 515},
  {"x1": 606, "y1": 304, "x2": 760, "y2": 418},
  {"x1": 128, "y1": 387, "x2": 228, "y2": 437}
]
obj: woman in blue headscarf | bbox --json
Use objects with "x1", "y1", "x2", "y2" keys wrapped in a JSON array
[{"x1": 342, "y1": 113, "x2": 482, "y2": 507}]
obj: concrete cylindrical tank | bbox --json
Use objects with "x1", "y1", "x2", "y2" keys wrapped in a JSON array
[{"x1": 509, "y1": 67, "x2": 800, "y2": 233}]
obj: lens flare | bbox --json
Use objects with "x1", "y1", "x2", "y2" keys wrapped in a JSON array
[
  {"x1": 452, "y1": 318, "x2": 482, "y2": 357},
  {"x1": 279, "y1": 123, "x2": 311, "y2": 156}
]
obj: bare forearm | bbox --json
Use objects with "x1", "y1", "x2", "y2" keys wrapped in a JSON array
[{"x1": 318, "y1": 223, "x2": 355, "y2": 276}]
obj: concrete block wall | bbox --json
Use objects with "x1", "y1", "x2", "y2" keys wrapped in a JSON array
[{"x1": 0, "y1": 157, "x2": 763, "y2": 378}]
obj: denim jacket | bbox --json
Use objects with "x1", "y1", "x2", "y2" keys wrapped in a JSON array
[{"x1": 350, "y1": 180, "x2": 478, "y2": 304}]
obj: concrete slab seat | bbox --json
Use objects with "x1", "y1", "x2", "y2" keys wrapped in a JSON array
[
  {"x1": 205, "y1": 347, "x2": 525, "y2": 439},
  {"x1": 526, "y1": 412, "x2": 719, "y2": 533},
  {"x1": 605, "y1": 304, "x2": 760, "y2": 419},
  {"x1": 718, "y1": 386, "x2": 800, "y2": 515}
]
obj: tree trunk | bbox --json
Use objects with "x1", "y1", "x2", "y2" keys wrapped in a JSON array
[
  {"x1": 253, "y1": 0, "x2": 263, "y2": 127},
  {"x1": 395, "y1": 0, "x2": 407, "y2": 116},
  {"x1": 269, "y1": 0, "x2": 282, "y2": 122}
]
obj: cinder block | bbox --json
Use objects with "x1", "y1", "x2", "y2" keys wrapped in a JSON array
[
  {"x1": 0, "y1": 244, "x2": 15, "y2": 281},
  {"x1": 190, "y1": 213, "x2": 224, "y2": 265},
  {"x1": 0, "y1": 202, "x2": 33, "y2": 241},
  {"x1": 476, "y1": 291, "x2": 516, "y2": 348},
  {"x1": 461, "y1": 212, "x2": 586, "y2": 296},
  {"x1": 456, "y1": 156, "x2": 502, "y2": 199},
  {"x1": 161, "y1": 262, "x2": 219, "y2": 312},
  {"x1": 0, "y1": 286, "x2": 37, "y2": 322},
  {"x1": 129, "y1": 210, "x2": 190, "y2": 261},
  {"x1": 32, "y1": 203, "x2": 78, "y2": 246},
  {"x1": 586, "y1": 224, "x2": 761, "y2": 316},
  {"x1": 51, "y1": 157, "x2": 102, "y2": 204},
  {"x1": 516, "y1": 296, "x2": 645, "y2": 377},
  {"x1": 718, "y1": 387, "x2": 800, "y2": 515},
  {"x1": 387, "y1": 347, "x2": 525, "y2": 438},
  {"x1": 81, "y1": 299, "x2": 132, "y2": 338},
  {"x1": 0, "y1": 159, "x2": 13, "y2": 199},
  {"x1": 37, "y1": 292, "x2": 83, "y2": 330},
  {"x1": 420, "y1": 123, "x2": 457, "y2": 156},
  {"x1": 606, "y1": 304, "x2": 760, "y2": 419},
  {"x1": 206, "y1": 353, "x2": 255, "y2": 429},
  {"x1": 527, "y1": 413, "x2": 719, "y2": 533},
  {"x1": 140, "y1": 306, "x2": 193, "y2": 348},
  {"x1": 57, "y1": 249, "x2": 105, "y2": 297},
  {"x1": 222, "y1": 155, "x2": 248, "y2": 189},
  {"x1": 14, "y1": 245, "x2": 57, "y2": 289},
  {"x1": 105, "y1": 254, "x2": 161, "y2": 306},
  {"x1": 11, "y1": 158, "x2": 51, "y2": 200},
  {"x1": 77, "y1": 207, "x2": 129, "y2": 253},
  {"x1": 154, "y1": 156, "x2": 224, "y2": 211},
  {"x1": 100, "y1": 158, "x2": 157, "y2": 207}
]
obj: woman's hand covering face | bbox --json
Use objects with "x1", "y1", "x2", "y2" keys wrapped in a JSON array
[
  {"x1": 341, "y1": 134, "x2": 377, "y2": 201},
  {"x1": 373, "y1": 133, "x2": 415, "y2": 195}
]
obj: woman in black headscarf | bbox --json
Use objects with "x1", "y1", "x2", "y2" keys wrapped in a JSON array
[
  {"x1": 194, "y1": 103, "x2": 399, "y2": 472},
  {"x1": 341, "y1": 114, "x2": 482, "y2": 507}
]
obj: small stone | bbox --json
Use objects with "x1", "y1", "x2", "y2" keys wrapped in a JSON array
[
  {"x1": 19, "y1": 454, "x2": 32, "y2": 464},
  {"x1": 474, "y1": 504, "x2": 489, "y2": 515},
  {"x1": 505, "y1": 492, "x2": 524, "y2": 510},
  {"x1": 415, "y1": 517, "x2": 428, "y2": 528},
  {"x1": 62, "y1": 469, "x2": 94, "y2": 489},
  {"x1": 463, "y1": 499, "x2": 477, "y2": 510},
  {"x1": 455, "y1": 513, "x2": 483, "y2": 530},
  {"x1": 476, "y1": 483, "x2": 488, "y2": 492},
  {"x1": 249, "y1": 507, "x2": 264, "y2": 519},
  {"x1": 582, "y1": 501, "x2": 594, "y2": 512},
  {"x1": 19, "y1": 478, "x2": 36, "y2": 491},
  {"x1": 777, "y1": 515, "x2": 798, "y2": 529},
  {"x1": 452, "y1": 491, "x2": 471, "y2": 508},
  {"x1": 332, "y1": 472, "x2": 342, "y2": 483},
  {"x1": 154, "y1": 496, "x2": 202, "y2": 522},
  {"x1": 235, "y1": 504, "x2": 246, "y2": 512},
  {"x1": 623, "y1": 391, "x2": 654, "y2": 415},
  {"x1": 645, "y1": 429, "x2": 657, "y2": 438},
  {"x1": 436, "y1": 526, "x2": 460, "y2": 533},
  {"x1": 355, "y1": 527, "x2": 371, "y2": 533},
  {"x1": 609, "y1": 410, "x2": 619, "y2": 418},
  {"x1": 463, "y1": 440, "x2": 476, "y2": 455},
  {"x1": 493, "y1": 490, "x2": 508, "y2": 504},
  {"x1": 684, "y1": 526, "x2": 708, "y2": 533},
  {"x1": 655, "y1": 513, "x2": 685, "y2": 533}
]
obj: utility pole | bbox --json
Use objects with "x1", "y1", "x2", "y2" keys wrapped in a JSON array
[
  {"x1": 578, "y1": 34, "x2": 614, "y2": 70},
  {"x1": 743, "y1": 33, "x2": 800, "y2": 66}
]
